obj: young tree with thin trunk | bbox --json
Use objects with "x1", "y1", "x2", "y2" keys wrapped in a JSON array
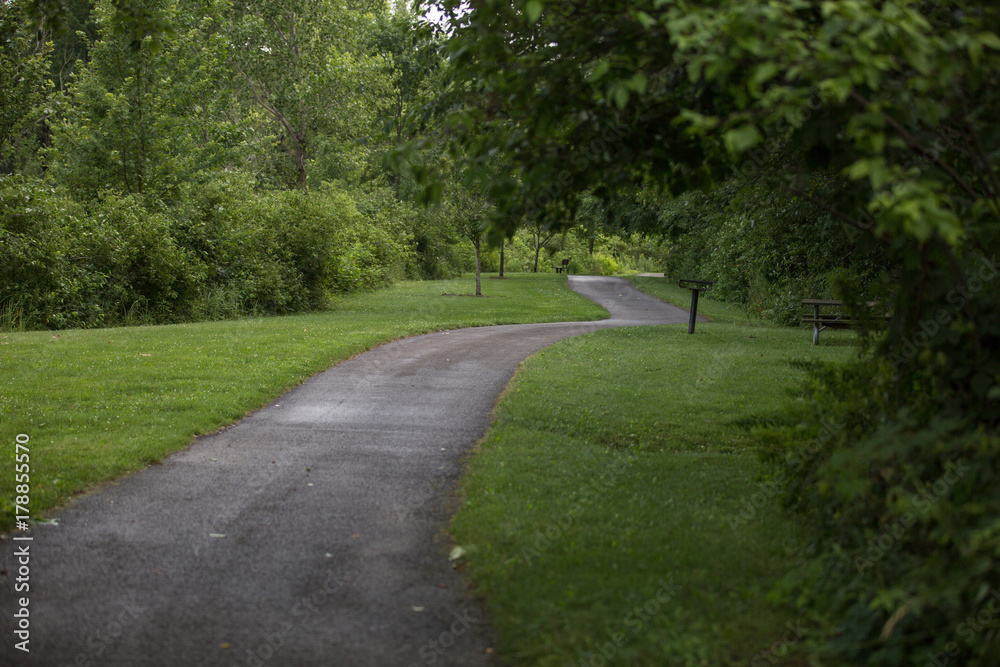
[{"x1": 229, "y1": 0, "x2": 390, "y2": 189}]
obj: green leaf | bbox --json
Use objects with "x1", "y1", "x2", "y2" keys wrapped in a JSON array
[
  {"x1": 633, "y1": 11, "x2": 657, "y2": 30},
  {"x1": 750, "y1": 62, "x2": 780, "y2": 91},
  {"x1": 674, "y1": 109, "x2": 719, "y2": 135},
  {"x1": 627, "y1": 72, "x2": 648, "y2": 94},
  {"x1": 723, "y1": 124, "x2": 762, "y2": 155},
  {"x1": 588, "y1": 61, "x2": 610, "y2": 83},
  {"x1": 612, "y1": 85, "x2": 630, "y2": 110},
  {"x1": 978, "y1": 31, "x2": 1000, "y2": 50},
  {"x1": 819, "y1": 77, "x2": 853, "y2": 104},
  {"x1": 525, "y1": 1, "x2": 543, "y2": 24}
]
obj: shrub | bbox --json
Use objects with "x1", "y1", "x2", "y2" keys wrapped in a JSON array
[
  {"x1": 1, "y1": 174, "x2": 417, "y2": 329},
  {"x1": 81, "y1": 192, "x2": 202, "y2": 321},
  {"x1": 0, "y1": 176, "x2": 101, "y2": 329},
  {"x1": 660, "y1": 179, "x2": 887, "y2": 325}
]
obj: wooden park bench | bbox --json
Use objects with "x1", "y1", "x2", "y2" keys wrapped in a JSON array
[
  {"x1": 554, "y1": 258, "x2": 570, "y2": 274},
  {"x1": 802, "y1": 299, "x2": 889, "y2": 345}
]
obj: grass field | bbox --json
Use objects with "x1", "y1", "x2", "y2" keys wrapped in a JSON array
[
  {"x1": 0, "y1": 274, "x2": 606, "y2": 529},
  {"x1": 449, "y1": 278, "x2": 859, "y2": 665}
]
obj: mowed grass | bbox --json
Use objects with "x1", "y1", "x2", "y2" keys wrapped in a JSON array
[
  {"x1": 0, "y1": 274, "x2": 606, "y2": 529},
  {"x1": 450, "y1": 285, "x2": 858, "y2": 665}
]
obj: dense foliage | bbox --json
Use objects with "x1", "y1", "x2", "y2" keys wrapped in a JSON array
[
  {"x1": 3, "y1": 0, "x2": 673, "y2": 330},
  {"x1": 657, "y1": 175, "x2": 888, "y2": 324},
  {"x1": 0, "y1": 173, "x2": 412, "y2": 328},
  {"x1": 2, "y1": 0, "x2": 412, "y2": 327},
  {"x1": 1, "y1": 0, "x2": 454, "y2": 328},
  {"x1": 430, "y1": 0, "x2": 1000, "y2": 664}
]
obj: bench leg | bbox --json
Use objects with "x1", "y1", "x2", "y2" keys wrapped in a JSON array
[
  {"x1": 812, "y1": 304, "x2": 820, "y2": 345},
  {"x1": 812, "y1": 324, "x2": 827, "y2": 345}
]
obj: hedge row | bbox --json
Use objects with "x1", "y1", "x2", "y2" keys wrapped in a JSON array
[{"x1": 0, "y1": 174, "x2": 411, "y2": 329}]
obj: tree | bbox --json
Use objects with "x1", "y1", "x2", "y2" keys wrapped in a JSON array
[
  {"x1": 229, "y1": 0, "x2": 392, "y2": 188},
  {"x1": 0, "y1": 0, "x2": 52, "y2": 174},
  {"x1": 497, "y1": 237, "x2": 504, "y2": 277},
  {"x1": 452, "y1": 176, "x2": 491, "y2": 295},
  {"x1": 46, "y1": 0, "x2": 241, "y2": 199},
  {"x1": 527, "y1": 216, "x2": 556, "y2": 273},
  {"x1": 415, "y1": 0, "x2": 718, "y2": 232},
  {"x1": 369, "y1": 1, "x2": 442, "y2": 195}
]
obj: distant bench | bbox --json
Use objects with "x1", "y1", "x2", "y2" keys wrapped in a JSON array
[
  {"x1": 802, "y1": 299, "x2": 889, "y2": 345},
  {"x1": 554, "y1": 258, "x2": 570, "y2": 274}
]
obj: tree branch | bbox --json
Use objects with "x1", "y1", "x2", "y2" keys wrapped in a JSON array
[
  {"x1": 779, "y1": 182, "x2": 888, "y2": 243},
  {"x1": 849, "y1": 91, "x2": 981, "y2": 205},
  {"x1": 234, "y1": 62, "x2": 299, "y2": 143},
  {"x1": 959, "y1": 91, "x2": 1000, "y2": 216}
]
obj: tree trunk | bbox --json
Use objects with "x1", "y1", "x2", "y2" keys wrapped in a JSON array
[
  {"x1": 394, "y1": 94, "x2": 403, "y2": 198},
  {"x1": 499, "y1": 240, "x2": 505, "y2": 278},
  {"x1": 474, "y1": 237, "x2": 482, "y2": 296},
  {"x1": 294, "y1": 134, "x2": 308, "y2": 189},
  {"x1": 533, "y1": 244, "x2": 540, "y2": 273}
]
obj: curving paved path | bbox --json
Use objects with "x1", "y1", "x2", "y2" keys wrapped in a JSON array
[{"x1": 1, "y1": 276, "x2": 692, "y2": 667}]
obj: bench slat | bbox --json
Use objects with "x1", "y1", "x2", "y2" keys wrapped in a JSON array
[{"x1": 802, "y1": 318, "x2": 853, "y2": 328}]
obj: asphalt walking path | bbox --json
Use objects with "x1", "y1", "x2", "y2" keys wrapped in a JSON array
[{"x1": 2, "y1": 276, "x2": 693, "y2": 667}]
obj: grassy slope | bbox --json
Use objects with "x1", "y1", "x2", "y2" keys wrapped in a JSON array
[
  {"x1": 450, "y1": 278, "x2": 858, "y2": 665},
  {"x1": 0, "y1": 274, "x2": 606, "y2": 528}
]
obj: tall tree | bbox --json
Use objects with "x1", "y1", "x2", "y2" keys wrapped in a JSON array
[
  {"x1": 369, "y1": 1, "x2": 441, "y2": 194},
  {"x1": 46, "y1": 0, "x2": 240, "y2": 199},
  {"x1": 229, "y1": 0, "x2": 391, "y2": 188},
  {"x1": 0, "y1": 0, "x2": 52, "y2": 174}
]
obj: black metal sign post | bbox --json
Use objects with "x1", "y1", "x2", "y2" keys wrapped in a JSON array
[{"x1": 678, "y1": 279, "x2": 716, "y2": 334}]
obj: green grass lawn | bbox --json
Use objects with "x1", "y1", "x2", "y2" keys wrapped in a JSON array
[
  {"x1": 0, "y1": 274, "x2": 606, "y2": 528},
  {"x1": 450, "y1": 282, "x2": 858, "y2": 665}
]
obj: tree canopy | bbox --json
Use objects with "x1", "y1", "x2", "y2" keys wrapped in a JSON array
[{"x1": 424, "y1": 0, "x2": 1000, "y2": 663}]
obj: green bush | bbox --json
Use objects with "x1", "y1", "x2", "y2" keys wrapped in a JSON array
[
  {"x1": 0, "y1": 176, "x2": 102, "y2": 328},
  {"x1": 760, "y1": 356, "x2": 1000, "y2": 666},
  {"x1": 755, "y1": 240, "x2": 1000, "y2": 665},
  {"x1": 661, "y1": 180, "x2": 886, "y2": 325},
  {"x1": 82, "y1": 192, "x2": 202, "y2": 321},
  {"x1": 588, "y1": 251, "x2": 622, "y2": 276},
  {"x1": 1, "y1": 174, "x2": 418, "y2": 330}
]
